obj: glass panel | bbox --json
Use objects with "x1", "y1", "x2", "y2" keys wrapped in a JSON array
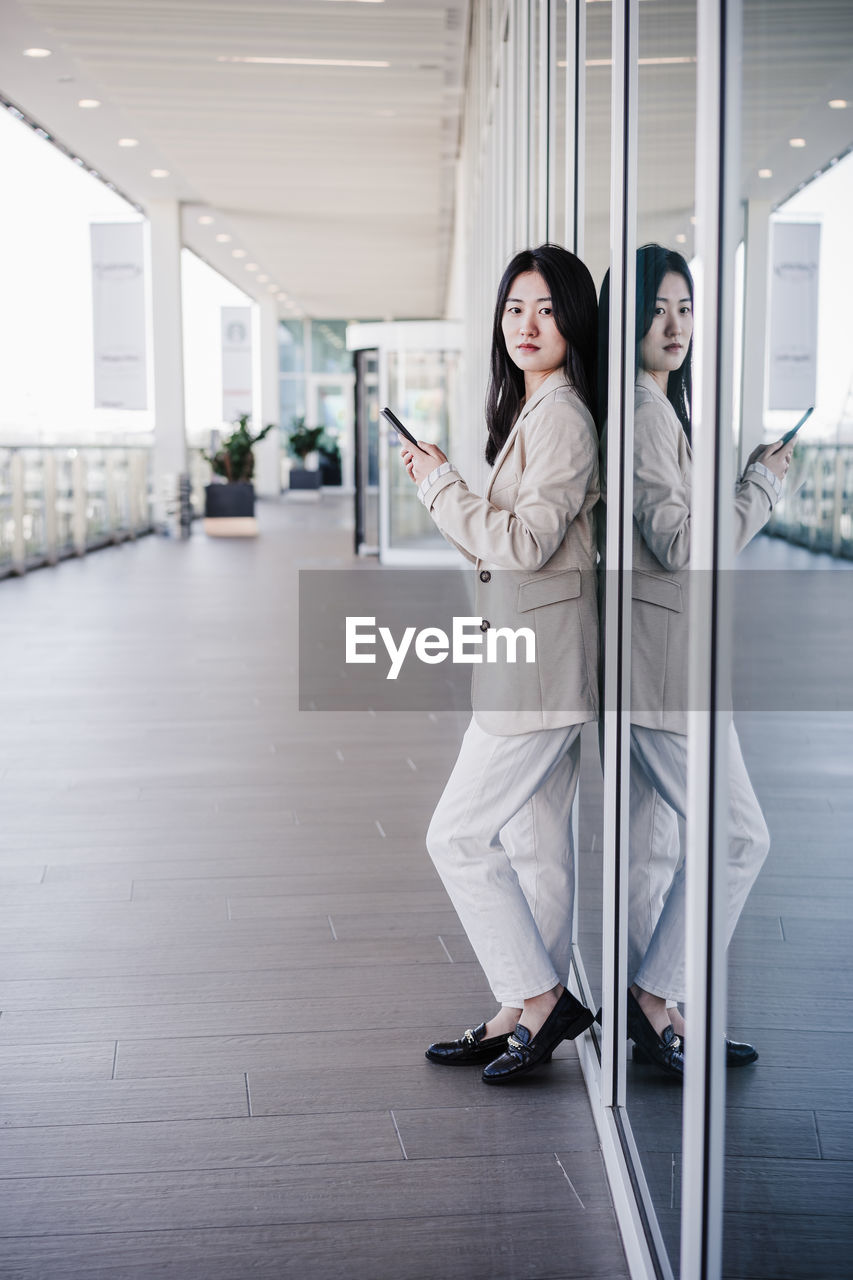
[
  {"x1": 623, "y1": 4, "x2": 698, "y2": 1273},
  {"x1": 582, "y1": 0, "x2": 611, "y2": 286},
  {"x1": 722, "y1": 5, "x2": 853, "y2": 1276},
  {"x1": 280, "y1": 379, "x2": 307, "y2": 439},
  {"x1": 576, "y1": 0, "x2": 612, "y2": 1046},
  {"x1": 56, "y1": 451, "x2": 75, "y2": 554},
  {"x1": 549, "y1": 0, "x2": 568, "y2": 244},
  {"x1": 386, "y1": 349, "x2": 459, "y2": 554},
  {"x1": 0, "y1": 449, "x2": 13, "y2": 571},
  {"x1": 528, "y1": 0, "x2": 543, "y2": 241},
  {"x1": 22, "y1": 450, "x2": 47, "y2": 561},
  {"x1": 278, "y1": 319, "x2": 305, "y2": 373},
  {"x1": 311, "y1": 320, "x2": 351, "y2": 374},
  {"x1": 315, "y1": 383, "x2": 348, "y2": 487}
]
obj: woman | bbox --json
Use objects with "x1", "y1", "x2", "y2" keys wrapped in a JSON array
[
  {"x1": 600, "y1": 244, "x2": 792, "y2": 1077},
  {"x1": 399, "y1": 244, "x2": 600, "y2": 1083}
]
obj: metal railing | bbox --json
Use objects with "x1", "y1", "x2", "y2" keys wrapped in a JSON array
[
  {"x1": 0, "y1": 445, "x2": 153, "y2": 578},
  {"x1": 766, "y1": 442, "x2": 853, "y2": 559}
]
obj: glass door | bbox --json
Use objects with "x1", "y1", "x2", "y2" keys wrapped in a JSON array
[{"x1": 346, "y1": 321, "x2": 463, "y2": 566}]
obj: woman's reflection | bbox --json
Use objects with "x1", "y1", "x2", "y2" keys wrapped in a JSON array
[{"x1": 601, "y1": 244, "x2": 794, "y2": 1078}]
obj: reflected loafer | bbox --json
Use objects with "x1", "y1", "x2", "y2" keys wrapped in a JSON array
[
  {"x1": 626, "y1": 990, "x2": 684, "y2": 1079},
  {"x1": 481, "y1": 989, "x2": 595, "y2": 1085},
  {"x1": 632, "y1": 1036, "x2": 758, "y2": 1068},
  {"x1": 425, "y1": 1022, "x2": 510, "y2": 1065}
]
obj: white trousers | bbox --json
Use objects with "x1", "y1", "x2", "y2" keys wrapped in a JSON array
[
  {"x1": 426, "y1": 717, "x2": 582, "y2": 1007},
  {"x1": 628, "y1": 721, "x2": 770, "y2": 1003}
]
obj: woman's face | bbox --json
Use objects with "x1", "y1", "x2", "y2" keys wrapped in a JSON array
[
  {"x1": 501, "y1": 270, "x2": 567, "y2": 380},
  {"x1": 639, "y1": 271, "x2": 693, "y2": 381}
]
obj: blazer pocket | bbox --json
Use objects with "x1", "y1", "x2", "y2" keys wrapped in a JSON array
[
  {"x1": 632, "y1": 570, "x2": 683, "y2": 612},
  {"x1": 517, "y1": 568, "x2": 581, "y2": 613}
]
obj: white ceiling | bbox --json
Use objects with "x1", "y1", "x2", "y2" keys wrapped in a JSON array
[
  {"x1": 0, "y1": 0, "x2": 470, "y2": 318},
  {"x1": 1, "y1": 0, "x2": 850, "y2": 318}
]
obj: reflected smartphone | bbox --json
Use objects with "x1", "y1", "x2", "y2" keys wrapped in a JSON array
[
  {"x1": 779, "y1": 406, "x2": 814, "y2": 447},
  {"x1": 381, "y1": 406, "x2": 419, "y2": 448}
]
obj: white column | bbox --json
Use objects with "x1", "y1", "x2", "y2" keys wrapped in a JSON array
[
  {"x1": 253, "y1": 296, "x2": 281, "y2": 497},
  {"x1": 739, "y1": 198, "x2": 772, "y2": 469},
  {"x1": 147, "y1": 200, "x2": 188, "y2": 528}
]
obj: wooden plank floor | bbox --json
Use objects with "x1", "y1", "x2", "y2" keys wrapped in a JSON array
[{"x1": 0, "y1": 496, "x2": 627, "y2": 1280}]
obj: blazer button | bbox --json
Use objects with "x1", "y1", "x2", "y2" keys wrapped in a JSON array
[
  {"x1": 479, "y1": 569, "x2": 491, "y2": 583},
  {"x1": 479, "y1": 619, "x2": 490, "y2": 631}
]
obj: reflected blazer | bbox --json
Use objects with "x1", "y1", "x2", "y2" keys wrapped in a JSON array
[
  {"x1": 630, "y1": 370, "x2": 780, "y2": 733},
  {"x1": 420, "y1": 369, "x2": 600, "y2": 736}
]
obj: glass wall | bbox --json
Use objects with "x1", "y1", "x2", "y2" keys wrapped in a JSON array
[{"x1": 456, "y1": 2, "x2": 853, "y2": 1277}]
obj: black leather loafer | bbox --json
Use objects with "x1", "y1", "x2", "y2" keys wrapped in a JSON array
[
  {"x1": 425, "y1": 1022, "x2": 510, "y2": 1065},
  {"x1": 481, "y1": 990, "x2": 595, "y2": 1084},
  {"x1": 626, "y1": 990, "x2": 684, "y2": 1079},
  {"x1": 632, "y1": 1036, "x2": 757, "y2": 1068}
]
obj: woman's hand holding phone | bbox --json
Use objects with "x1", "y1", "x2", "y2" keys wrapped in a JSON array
[{"x1": 401, "y1": 440, "x2": 448, "y2": 485}]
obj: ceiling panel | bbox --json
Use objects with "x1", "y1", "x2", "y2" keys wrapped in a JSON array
[{"x1": 1, "y1": 0, "x2": 469, "y2": 318}]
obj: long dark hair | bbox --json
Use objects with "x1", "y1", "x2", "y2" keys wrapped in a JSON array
[
  {"x1": 598, "y1": 244, "x2": 694, "y2": 438},
  {"x1": 485, "y1": 244, "x2": 598, "y2": 466}
]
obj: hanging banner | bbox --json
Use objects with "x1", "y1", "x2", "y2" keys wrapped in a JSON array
[
  {"x1": 221, "y1": 306, "x2": 253, "y2": 423},
  {"x1": 90, "y1": 222, "x2": 148, "y2": 410},
  {"x1": 767, "y1": 221, "x2": 820, "y2": 411}
]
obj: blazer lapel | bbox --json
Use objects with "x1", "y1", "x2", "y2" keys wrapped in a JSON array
[{"x1": 486, "y1": 369, "x2": 571, "y2": 498}]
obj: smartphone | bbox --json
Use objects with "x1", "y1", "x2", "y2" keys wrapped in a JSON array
[
  {"x1": 779, "y1": 406, "x2": 814, "y2": 447},
  {"x1": 381, "y1": 406, "x2": 420, "y2": 448}
]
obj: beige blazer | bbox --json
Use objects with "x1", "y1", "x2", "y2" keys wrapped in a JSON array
[
  {"x1": 630, "y1": 370, "x2": 779, "y2": 733},
  {"x1": 422, "y1": 369, "x2": 600, "y2": 736}
]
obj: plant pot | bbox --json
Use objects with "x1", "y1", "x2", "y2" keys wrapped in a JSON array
[
  {"x1": 289, "y1": 468, "x2": 323, "y2": 491},
  {"x1": 204, "y1": 482, "x2": 255, "y2": 518}
]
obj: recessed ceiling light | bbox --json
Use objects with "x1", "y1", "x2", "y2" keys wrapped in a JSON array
[
  {"x1": 23, "y1": 47, "x2": 52, "y2": 58},
  {"x1": 150, "y1": 168, "x2": 170, "y2": 178},
  {"x1": 232, "y1": 249, "x2": 247, "y2": 258},
  {"x1": 118, "y1": 137, "x2": 139, "y2": 148},
  {"x1": 78, "y1": 98, "x2": 101, "y2": 109},
  {"x1": 829, "y1": 99, "x2": 848, "y2": 110},
  {"x1": 689, "y1": 216, "x2": 697, "y2": 225},
  {"x1": 789, "y1": 137, "x2": 806, "y2": 148},
  {"x1": 256, "y1": 274, "x2": 269, "y2": 282},
  {"x1": 215, "y1": 233, "x2": 231, "y2": 242},
  {"x1": 198, "y1": 214, "x2": 214, "y2": 225},
  {"x1": 245, "y1": 263, "x2": 258, "y2": 271},
  {"x1": 758, "y1": 168, "x2": 772, "y2": 178},
  {"x1": 217, "y1": 55, "x2": 390, "y2": 68},
  {"x1": 277, "y1": 293, "x2": 288, "y2": 301},
  {"x1": 267, "y1": 284, "x2": 278, "y2": 293},
  {"x1": 675, "y1": 233, "x2": 687, "y2": 244}
]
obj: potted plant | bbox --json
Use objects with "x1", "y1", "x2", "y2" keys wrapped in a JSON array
[
  {"x1": 202, "y1": 414, "x2": 276, "y2": 531},
  {"x1": 288, "y1": 418, "x2": 325, "y2": 491}
]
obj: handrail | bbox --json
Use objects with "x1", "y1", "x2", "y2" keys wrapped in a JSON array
[
  {"x1": 766, "y1": 441, "x2": 853, "y2": 559},
  {"x1": 0, "y1": 443, "x2": 154, "y2": 577}
]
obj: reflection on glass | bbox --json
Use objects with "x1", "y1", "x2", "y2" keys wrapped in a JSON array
[
  {"x1": 576, "y1": 0, "x2": 611, "y2": 1043},
  {"x1": 723, "y1": 3, "x2": 853, "y2": 1274},
  {"x1": 619, "y1": 7, "x2": 698, "y2": 1270},
  {"x1": 387, "y1": 350, "x2": 459, "y2": 553}
]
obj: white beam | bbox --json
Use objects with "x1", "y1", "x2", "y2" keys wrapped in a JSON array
[
  {"x1": 253, "y1": 296, "x2": 282, "y2": 497},
  {"x1": 148, "y1": 200, "x2": 188, "y2": 529}
]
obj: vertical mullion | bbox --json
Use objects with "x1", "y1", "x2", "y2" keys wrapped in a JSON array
[
  {"x1": 682, "y1": 0, "x2": 740, "y2": 1277},
  {"x1": 601, "y1": 0, "x2": 638, "y2": 1113}
]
